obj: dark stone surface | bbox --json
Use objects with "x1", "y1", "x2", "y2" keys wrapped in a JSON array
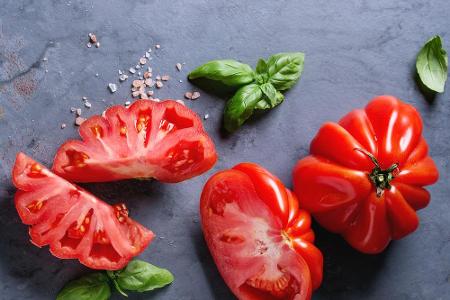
[{"x1": 0, "y1": 0, "x2": 449, "y2": 299}]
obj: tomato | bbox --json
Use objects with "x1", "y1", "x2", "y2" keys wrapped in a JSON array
[
  {"x1": 200, "y1": 163, "x2": 323, "y2": 300},
  {"x1": 53, "y1": 99, "x2": 217, "y2": 183},
  {"x1": 293, "y1": 96, "x2": 439, "y2": 254},
  {"x1": 12, "y1": 153, "x2": 154, "y2": 270}
]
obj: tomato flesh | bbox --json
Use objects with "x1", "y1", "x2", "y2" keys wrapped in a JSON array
[
  {"x1": 201, "y1": 164, "x2": 323, "y2": 300},
  {"x1": 13, "y1": 153, "x2": 154, "y2": 270},
  {"x1": 52, "y1": 99, "x2": 217, "y2": 183}
]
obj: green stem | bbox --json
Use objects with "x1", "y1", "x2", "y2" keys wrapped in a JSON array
[{"x1": 354, "y1": 148, "x2": 399, "y2": 197}]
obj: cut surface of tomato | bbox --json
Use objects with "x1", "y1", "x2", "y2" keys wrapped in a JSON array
[
  {"x1": 200, "y1": 163, "x2": 323, "y2": 300},
  {"x1": 52, "y1": 99, "x2": 217, "y2": 183},
  {"x1": 13, "y1": 153, "x2": 154, "y2": 270}
]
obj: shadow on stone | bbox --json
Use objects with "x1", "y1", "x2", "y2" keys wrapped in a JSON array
[
  {"x1": 312, "y1": 222, "x2": 392, "y2": 299},
  {"x1": 190, "y1": 226, "x2": 236, "y2": 300}
]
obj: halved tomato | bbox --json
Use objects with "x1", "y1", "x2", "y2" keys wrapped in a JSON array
[
  {"x1": 200, "y1": 163, "x2": 323, "y2": 300},
  {"x1": 13, "y1": 153, "x2": 154, "y2": 270},
  {"x1": 53, "y1": 99, "x2": 217, "y2": 183}
]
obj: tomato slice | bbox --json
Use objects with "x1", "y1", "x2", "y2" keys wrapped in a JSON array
[
  {"x1": 52, "y1": 100, "x2": 217, "y2": 183},
  {"x1": 13, "y1": 153, "x2": 154, "y2": 270},
  {"x1": 200, "y1": 163, "x2": 323, "y2": 300}
]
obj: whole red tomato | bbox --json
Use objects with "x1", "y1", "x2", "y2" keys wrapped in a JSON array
[
  {"x1": 293, "y1": 95, "x2": 439, "y2": 254},
  {"x1": 201, "y1": 163, "x2": 323, "y2": 300}
]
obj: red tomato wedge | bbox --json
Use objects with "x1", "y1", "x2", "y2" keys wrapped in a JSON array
[
  {"x1": 200, "y1": 163, "x2": 323, "y2": 300},
  {"x1": 12, "y1": 153, "x2": 154, "y2": 270},
  {"x1": 53, "y1": 99, "x2": 217, "y2": 183}
]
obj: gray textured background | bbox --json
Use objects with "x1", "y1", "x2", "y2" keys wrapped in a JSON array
[{"x1": 0, "y1": 0, "x2": 449, "y2": 299}]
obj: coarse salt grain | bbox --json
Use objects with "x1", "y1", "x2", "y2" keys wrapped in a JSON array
[
  {"x1": 132, "y1": 91, "x2": 140, "y2": 97},
  {"x1": 75, "y1": 117, "x2": 86, "y2": 126},
  {"x1": 88, "y1": 33, "x2": 97, "y2": 43},
  {"x1": 145, "y1": 79, "x2": 154, "y2": 87},
  {"x1": 132, "y1": 80, "x2": 143, "y2": 88},
  {"x1": 191, "y1": 91, "x2": 201, "y2": 100},
  {"x1": 108, "y1": 83, "x2": 117, "y2": 93},
  {"x1": 119, "y1": 74, "x2": 128, "y2": 82}
]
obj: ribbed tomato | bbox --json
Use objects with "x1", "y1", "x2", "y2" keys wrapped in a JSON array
[
  {"x1": 13, "y1": 153, "x2": 153, "y2": 270},
  {"x1": 53, "y1": 99, "x2": 217, "y2": 183},
  {"x1": 201, "y1": 163, "x2": 323, "y2": 300},
  {"x1": 293, "y1": 96, "x2": 439, "y2": 253}
]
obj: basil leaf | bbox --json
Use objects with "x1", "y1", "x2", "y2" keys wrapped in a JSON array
[
  {"x1": 255, "y1": 93, "x2": 284, "y2": 110},
  {"x1": 115, "y1": 260, "x2": 174, "y2": 293},
  {"x1": 188, "y1": 59, "x2": 255, "y2": 86},
  {"x1": 259, "y1": 82, "x2": 284, "y2": 107},
  {"x1": 416, "y1": 35, "x2": 448, "y2": 93},
  {"x1": 106, "y1": 271, "x2": 128, "y2": 298},
  {"x1": 224, "y1": 84, "x2": 262, "y2": 132},
  {"x1": 57, "y1": 273, "x2": 111, "y2": 300},
  {"x1": 256, "y1": 58, "x2": 268, "y2": 74},
  {"x1": 266, "y1": 52, "x2": 305, "y2": 91}
]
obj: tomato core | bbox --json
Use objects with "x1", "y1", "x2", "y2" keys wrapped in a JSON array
[{"x1": 354, "y1": 148, "x2": 399, "y2": 197}]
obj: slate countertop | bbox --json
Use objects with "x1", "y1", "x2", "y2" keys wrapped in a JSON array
[{"x1": 0, "y1": 1, "x2": 449, "y2": 299}]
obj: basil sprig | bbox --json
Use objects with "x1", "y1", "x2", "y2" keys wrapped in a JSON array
[
  {"x1": 57, "y1": 260, "x2": 174, "y2": 300},
  {"x1": 416, "y1": 35, "x2": 448, "y2": 93},
  {"x1": 189, "y1": 52, "x2": 305, "y2": 132}
]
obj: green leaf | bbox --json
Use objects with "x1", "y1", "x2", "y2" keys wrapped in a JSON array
[
  {"x1": 266, "y1": 52, "x2": 305, "y2": 91},
  {"x1": 188, "y1": 59, "x2": 255, "y2": 86},
  {"x1": 256, "y1": 58, "x2": 268, "y2": 74},
  {"x1": 416, "y1": 35, "x2": 448, "y2": 93},
  {"x1": 57, "y1": 273, "x2": 111, "y2": 300},
  {"x1": 115, "y1": 260, "x2": 174, "y2": 293},
  {"x1": 224, "y1": 84, "x2": 262, "y2": 132},
  {"x1": 259, "y1": 82, "x2": 284, "y2": 108}
]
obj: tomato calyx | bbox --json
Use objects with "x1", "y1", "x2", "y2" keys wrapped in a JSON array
[{"x1": 354, "y1": 148, "x2": 399, "y2": 197}]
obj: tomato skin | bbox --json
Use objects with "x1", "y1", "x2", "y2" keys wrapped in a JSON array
[
  {"x1": 52, "y1": 99, "x2": 217, "y2": 183},
  {"x1": 293, "y1": 96, "x2": 439, "y2": 254},
  {"x1": 13, "y1": 153, "x2": 154, "y2": 270},
  {"x1": 200, "y1": 163, "x2": 323, "y2": 300}
]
